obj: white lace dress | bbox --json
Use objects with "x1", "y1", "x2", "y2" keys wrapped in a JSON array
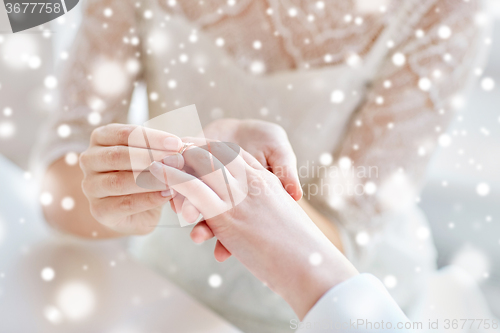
[{"x1": 35, "y1": 0, "x2": 494, "y2": 332}]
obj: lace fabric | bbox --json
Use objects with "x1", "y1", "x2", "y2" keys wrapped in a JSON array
[
  {"x1": 34, "y1": 0, "x2": 490, "y2": 330},
  {"x1": 156, "y1": 0, "x2": 485, "y2": 235},
  {"x1": 162, "y1": 0, "x2": 392, "y2": 71},
  {"x1": 319, "y1": 0, "x2": 487, "y2": 234},
  {"x1": 37, "y1": 0, "x2": 488, "y2": 265}
]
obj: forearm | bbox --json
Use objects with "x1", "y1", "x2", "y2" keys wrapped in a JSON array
[
  {"x1": 41, "y1": 157, "x2": 124, "y2": 239},
  {"x1": 221, "y1": 200, "x2": 355, "y2": 320},
  {"x1": 280, "y1": 239, "x2": 356, "y2": 320},
  {"x1": 234, "y1": 218, "x2": 356, "y2": 320},
  {"x1": 299, "y1": 199, "x2": 344, "y2": 253}
]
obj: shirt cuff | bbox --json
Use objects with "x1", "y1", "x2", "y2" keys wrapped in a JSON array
[{"x1": 296, "y1": 274, "x2": 410, "y2": 333}]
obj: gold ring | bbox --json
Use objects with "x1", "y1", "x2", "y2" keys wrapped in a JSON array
[{"x1": 178, "y1": 142, "x2": 194, "y2": 155}]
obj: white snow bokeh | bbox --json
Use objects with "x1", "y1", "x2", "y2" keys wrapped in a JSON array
[
  {"x1": 92, "y1": 61, "x2": 129, "y2": 97},
  {"x1": 451, "y1": 245, "x2": 490, "y2": 282},
  {"x1": 208, "y1": 274, "x2": 222, "y2": 288},
  {"x1": 364, "y1": 181, "x2": 377, "y2": 195},
  {"x1": 418, "y1": 77, "x2": 432, "y2": 91},
  {"x1": 392, "y1": 52, "x2": 406, "y2": 67},
  {"x1": 319, "y1": 152, "x2": 333, "y2": 166},
  {"x1": 65, "y1": 152, "x2": 79, "y2": 166},
  {"x1": 61, "y1": 197, "x2": 75, "y2": 211},
  {"x1": 88, "y1": 111, "x2": 102, "y2": 126},
  {"x1": 56, "y1": 281, "x2": 96, "y2": 321},
  {"x1": 44, "y1": 76, "x2": 58, "y2": 89},
  {"x1": 338, "y1": 156, "x2": 352, "y2": 170},
  {"x1": 57, "y1": 124, "x2": 71, "y2": 138},
  {"x1": 41, "y1": 267, "x2": 55, "y2": 281},
  {"x1": 355, "y1": 0, "x2": 388, "y2": 13},
  {"x1": 383, "y1": 275, "x2": 398, "y2": 289},
  {"x1": 378, "y1": 172, "x2": 417, "y2": 212},
  {"x1": 1, "y1": 35, "x2": 39, "y2": 70},
  {"x1": 330, "y1": 90, "x2": 345, "y2": 104},
  {"x1": 438, "y1": 25, "x2": 452, "y2": 39},
  {"x1": 148, "y1": 30, "x2": 171, "y2": 54},
  {"x1": 476, "y1": 182, "x2": 490, "y2": 196},
  {"x1": 480, "y1": 77, "x2": 495, "y2": 91},
  {"x1": 356, "y1": 231, "x2": 370, "y2": 246},
  {"x1": 0, "y1": 121, "x2": 15, "y2": 138},
  {"x1": 438, "y1": 134, "x2": 452, "y2": 147},
  {"x1": 40, "y1": 192, "x2": 53, "y2": 206},
  {"x1": 250, "y1": 61, "x2": 266, "y2": 75},
  {"x1": 309, "y1": 252, "x2": 323, "y2": 266},
  {"x1": 44, "y1": 305, "x2": 63, "y2": 324}
]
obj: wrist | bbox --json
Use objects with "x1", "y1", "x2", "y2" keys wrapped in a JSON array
[
  {"x1": 278, "y1": 242, "x2": 358, "y2": 320},
  {"x1": 225, "y1": 209, "x2": 358, "y2": 320}
]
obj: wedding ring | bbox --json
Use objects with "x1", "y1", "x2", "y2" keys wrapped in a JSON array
[{"x1": 178, "y1": 142, "x2": 194, "y2": 155}]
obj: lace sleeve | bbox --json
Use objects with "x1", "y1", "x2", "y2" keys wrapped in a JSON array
[
  {"x1": 33, "y1": 0, "x2": 141, "y2": 174},
  {"x1": 314, "y1": 0, "x2": 488, "y2": 236}
]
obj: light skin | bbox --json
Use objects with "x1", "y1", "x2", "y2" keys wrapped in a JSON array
[
  {"x1": 42, "y1": 119, "x2": 344, "y2": 252},
  {"x1": 43, "y1": 124, "x2": 182, "y2": 237},
  {"x1": 148, "y1": 142, "x2": 358, "y2": 319},
  {"x1": 41, "y1": 120, "x2": 351, "y2": 319},
  {"x1": 202, "y1": 119, "x2": 344, "y2": 251}
]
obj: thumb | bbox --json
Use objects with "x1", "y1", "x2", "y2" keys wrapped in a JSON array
[{"x1": 266, "y1": 146, "x2": 303, "y2": 201}]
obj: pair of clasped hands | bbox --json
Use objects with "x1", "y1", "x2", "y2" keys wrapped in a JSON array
[{"x1": 79, "y1": 119, "x2": 358, "y2": 319}]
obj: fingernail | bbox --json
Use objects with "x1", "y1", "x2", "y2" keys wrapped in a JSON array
[
  {"x1": 164, "y1": 137, "x2": 181, "y2": 151},
  {"x1": 161, "y1": 189, "x2": 174, "y2": 197},
  {"x1": 150, "y1": 161, "x2": 162, "y2": 173},
  {"x1": 163, "y1": 154, "x2": 181, "y2": 168}
]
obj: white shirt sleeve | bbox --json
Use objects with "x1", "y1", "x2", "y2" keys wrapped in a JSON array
[{"x1": 294, "y1": 274, "x2": 413, "y2": 333}]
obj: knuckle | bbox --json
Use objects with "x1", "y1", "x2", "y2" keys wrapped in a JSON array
[
  {"x1": 118, "y1": 195, "x2": 135, "y2": 212},
  {"x1": 247, "y1": 170, "x2": 269, "y2": 194},
  {"x1": 90, "y1": 127, "x2": 101, "y2": 143},
  {"x1": 106, "y1": 173, "x2": 126, "y2": 193},
  {"x1": 104, "y1": 146, "x2": 125, "y2": 165},
  {"x1": 78, "y1": 151, "x2": 88, "y2": 168},
  {"x1": 199, "y1": 151, "x2": 212, "y2": 166},
  {"x1": 81, "y1": 177, "x2": 92, "y2": 196},
  {"x1": 254, "y1": 169, "x2": 269, "y2": 184},
  {"x1": 145, "y1": 192, "x2": 161, "y2": 207},
  {"x1": 116, "y1": 125, "x2": 135, "y2": 144}
]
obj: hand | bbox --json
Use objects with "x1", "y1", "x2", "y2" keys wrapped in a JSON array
[
  {"x1": 202, "y1": 119, "x2": 302, "y2": 200},
  {"x1": 149, "y1": 143, "x2": 358, "y2": 319},
  {"x1": 178, "y1": 119, "x2": 303, "y2": 258},
  {"x1": 78, "y1": 124, "x2": 183, "y2": 235}
]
